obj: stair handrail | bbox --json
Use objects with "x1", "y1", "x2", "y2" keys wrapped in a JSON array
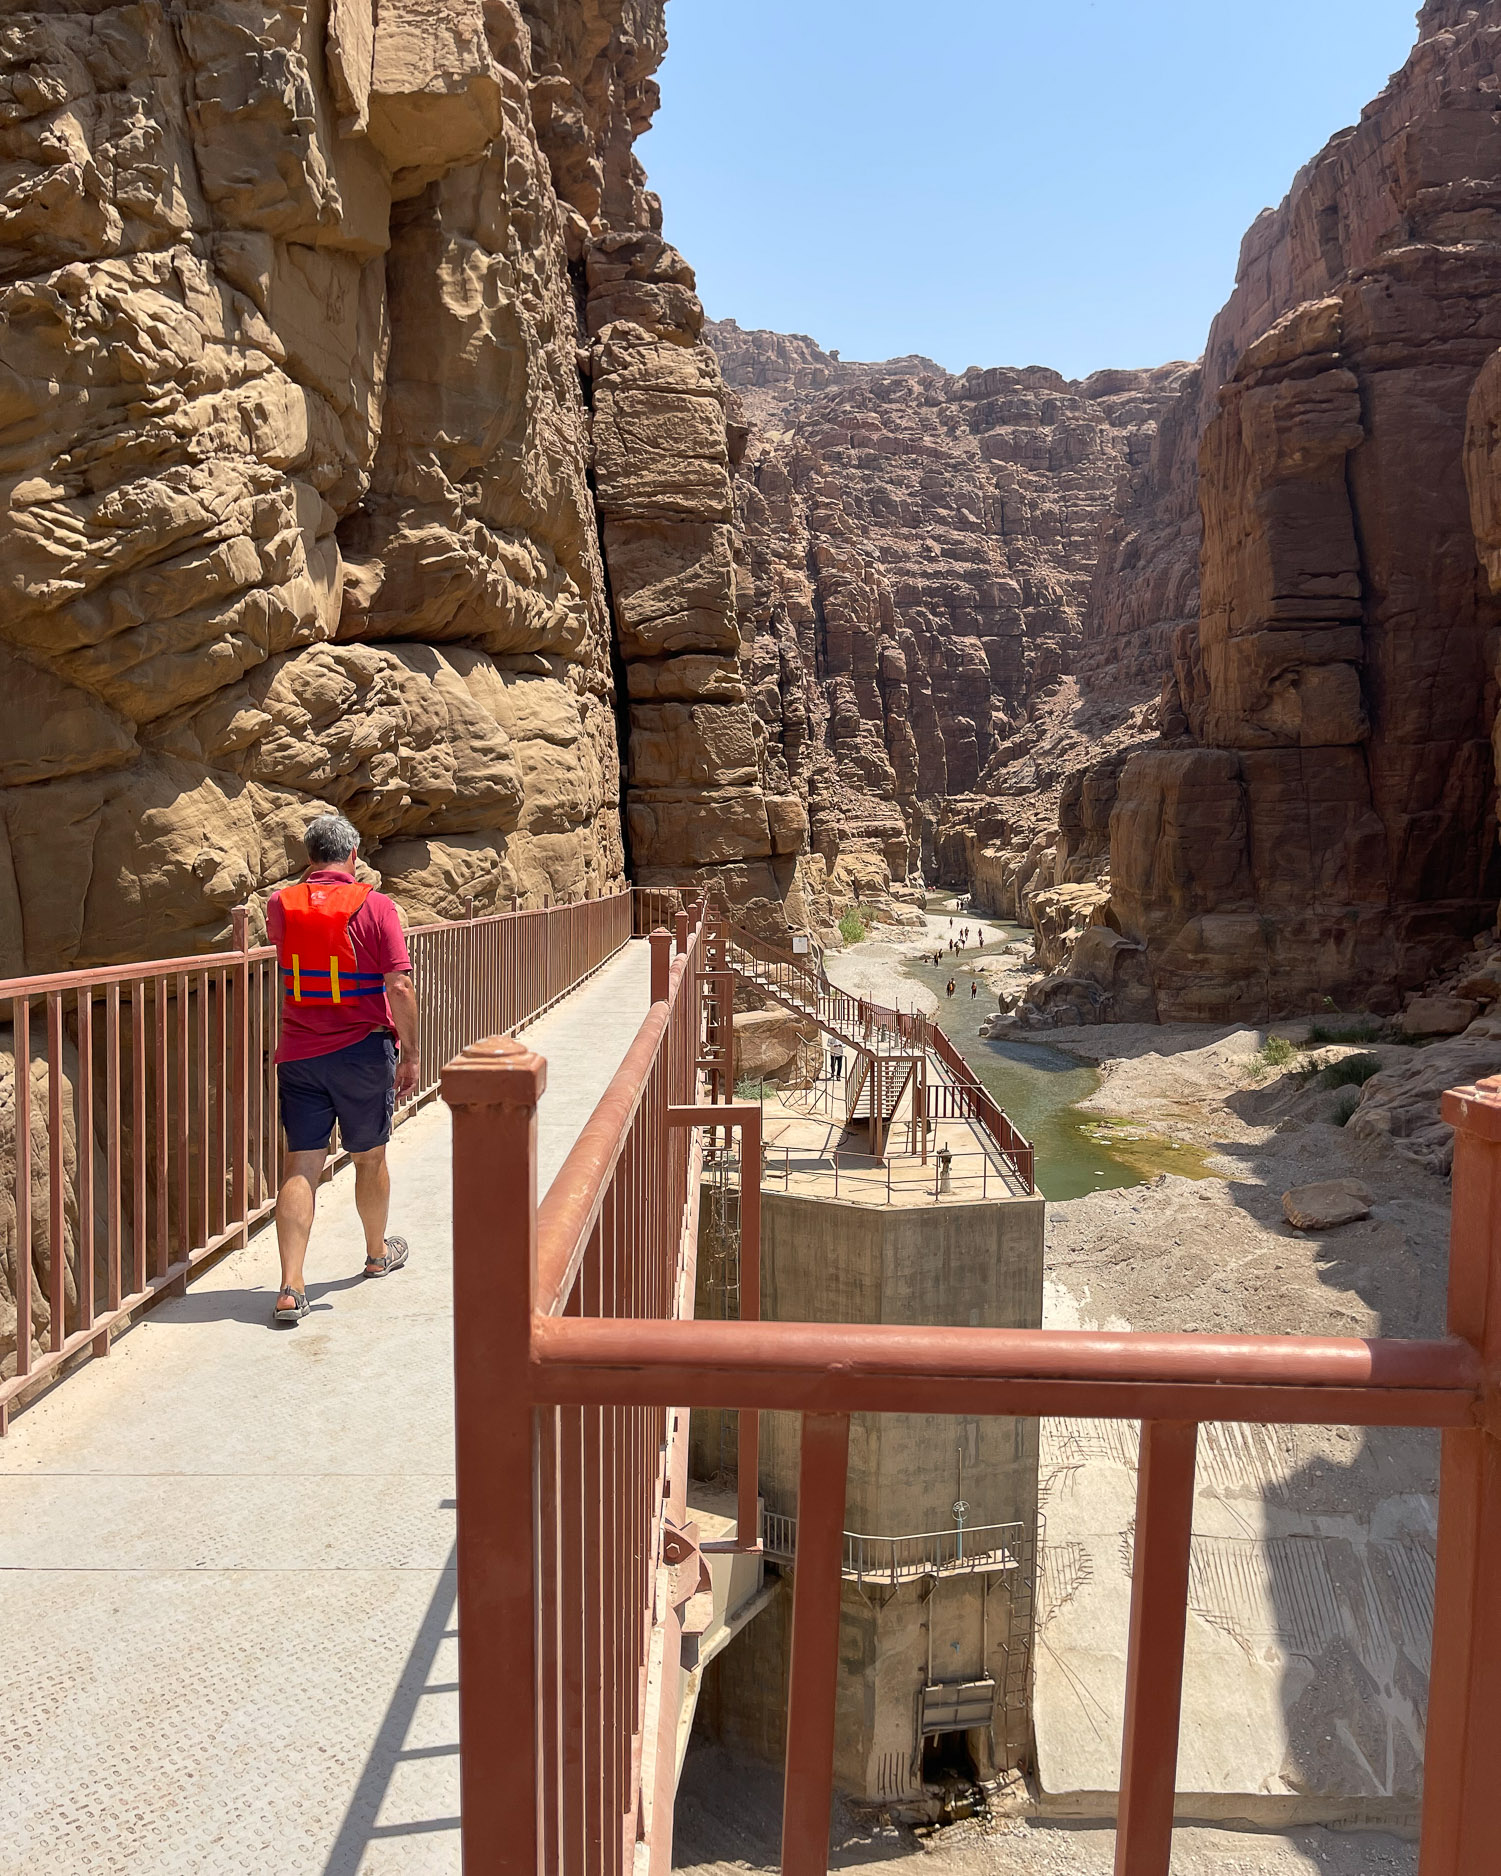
[
  {"x1": 721, "y1": 918, "x2": 1036, "y2": 1193},
  {"x1": 843, "y1": 1050, "x2": 870, "y2": 1132}
]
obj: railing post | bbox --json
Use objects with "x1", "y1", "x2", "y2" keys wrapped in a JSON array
[
  {"x1": 1115, "y1": 1420, "x2": 1198, "y2": 1875},
  {"x1": 715, "y1": 924, "x2": 733, "y2": 1103},
  {"x1": 674, "y1": 910, "x2": 689, "y2": 956},
  {"x1": 782, "y1": 1412, "x2": 850, "y2": 1876},
  {"x1": 230, "y1": 907, "x2": 250, "y2": 1244},
  {"x1": 738, "y1": 1104, "x2": 762, "y2": 1550},
  {"x1": 649, "y1": 928, "x2": 672, "y2": 1004},
  {"x1": 11, "y1": 996, "x2": 31, "y2": 1396},
  {"x1": 443, "y1": 1035, "x2": 548, "y2": 1875},
  {"x1": 1422, "y1": 1080, "x2": 1501, "y2": 1873}
]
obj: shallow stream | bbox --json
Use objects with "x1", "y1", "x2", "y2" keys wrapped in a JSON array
[{"x1": 900, "y1": 919, "x2": 1213, "y2": 1201}]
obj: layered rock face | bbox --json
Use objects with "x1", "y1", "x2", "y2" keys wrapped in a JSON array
[
  {"x1": 1096, "y1": 0, "x2": 1501, "y2": 1020},
  {"x1": 0, "y1": 0, "x2": 771, "y2": 973},
  {"x1": 709, "y1": 320, "x2": 1191, "y2": 914}
]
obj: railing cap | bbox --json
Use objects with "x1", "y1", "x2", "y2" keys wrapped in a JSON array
[
  {"x1": 441, "y1": 1033, "x2": 547, "y2": 1108},
  {"x1": 1443, "y1": 1077, "x2": 1501, "y2": 1141}
]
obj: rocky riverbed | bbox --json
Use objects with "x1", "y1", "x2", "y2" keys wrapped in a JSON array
[{"x1": 673, "y1": 1739, "x2": 1416, "y2": 1875}]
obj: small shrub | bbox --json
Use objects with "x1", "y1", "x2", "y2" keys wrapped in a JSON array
[
  {"x1": 838, "y1": 906, "x2": 870, "y2": 945},
  {"x1": 1315, "y1": 1051, "x2": 1382, "y2": 1092},
  {"x1": 1305, "y1": 1019, "x2": 1382, "y2": 1047},
  {"x1": 1257, "y1": 1035, "x2": 1298, "y2": 1073},
  {"x1": 735, "y1": 1078, "x2": 771, "y2": 1101},
  {"x1": 1332, "y1": 1085, "x2": 1363, "y2": 1127}
]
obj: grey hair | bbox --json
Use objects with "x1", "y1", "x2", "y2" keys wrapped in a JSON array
[{"x1": 304, "y1": 814, "x2": 361, "y2": 867}]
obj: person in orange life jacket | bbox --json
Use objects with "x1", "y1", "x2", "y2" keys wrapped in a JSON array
[{"x1": 265, "y1": 814, "x2": 421, "y2": 1326}]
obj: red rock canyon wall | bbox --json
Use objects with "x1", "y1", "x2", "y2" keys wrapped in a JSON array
[
  {"x1": 1100, "y1": 0, "x2": 1501, "y2": 1020},
  {"x1": 0, "y1": 0, "x2": 772, "y2": 973}
]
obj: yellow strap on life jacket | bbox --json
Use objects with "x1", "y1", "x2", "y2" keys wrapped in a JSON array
[
  {"x1": 292, "y1": 955, "x2": 301, "y2": 1003},
  {"x1": 329, "y1": 955, "x2": 340, "y2": 1005}
]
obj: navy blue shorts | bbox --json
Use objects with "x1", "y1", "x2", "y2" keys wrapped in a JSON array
[{"x1": 278, "y1": 1031, "x2": 397, "y2": 1155}]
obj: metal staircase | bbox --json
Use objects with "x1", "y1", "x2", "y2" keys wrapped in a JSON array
[{"x1": 723, "y1": 921, "x2": 922, "y2": 1156}]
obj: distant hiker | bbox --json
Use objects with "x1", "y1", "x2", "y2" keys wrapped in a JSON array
[
  {"x1": 267, "y1": 814, "x2": 420, "y2": 1326},
  {"x1": 829, "y1": 1040, "x2": 845, "y2": 1082},
  {"x1": 971, "y1": 982, "x2": 978, "y2": 998},
  {"x1": 946, "y1": 979, "x2": 956, "y2": 999}
]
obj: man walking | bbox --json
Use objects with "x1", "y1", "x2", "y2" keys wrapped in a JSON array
[{"x1": 267, "y1": 815, "x2": 420, "y2": 1326}]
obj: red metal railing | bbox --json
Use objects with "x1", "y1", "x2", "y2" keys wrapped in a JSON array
[
  {"x1": 766, "y1": 1141, "x2": 1025, "y2": 1204},
  {"x1": 1, "y1": 889, "x2": 635, "y2": 1424},
  {"x1": 445, "y1": 925, "x2": 1501, "y2": 1876},
  {"x1": 920, "y1": 1020, "x2": 1036, "y2": 1187},
  {"x1": 632, "y1": 888, "x2": 690, "y2": 938},
  {"x1": 445, "y1": 902, "x2": 757, "y2": 1876},
  {"x1": 726, "y1": 921, "x2": 893, "y2": 1048}
]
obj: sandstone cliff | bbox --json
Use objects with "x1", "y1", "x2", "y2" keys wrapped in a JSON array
[
  {"x1": 0, "y1": 0, "x2": 775, "y2": 974},
  {"x1": 1075, "y1": 0, "x2": 1501, "y2": 1023},
  {"x1": 708, "y1": 319, "x2": 1192, "y2": 922}
]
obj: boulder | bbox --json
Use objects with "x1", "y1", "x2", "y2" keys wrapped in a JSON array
[
  {"x1": 732, "y1": 1010, "x2": 816, "y2": 1086},
  {"x1": 1402, "y1": 997, "x2": 1481, "y2": 1038},
  {"x1": 1454, "y1": 951, "x2": 1501, "y2": 1001},
  {"x1": 1029, "y1": 883, "x2": 1112, "y2": 973},
  {"x1": 1349, "y1": 1037, "x2": 1501, "y2": 1174},
  {"x1": 1282, "y1": 1179, "x2": 1373, "y2": 1231},
  {"x1": 1067, "y1": 926, "x2": 1157, "y2": 1024}
]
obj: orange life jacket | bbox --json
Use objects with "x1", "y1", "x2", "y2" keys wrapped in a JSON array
[{"x1": 277, "y1": 880, "x2": 382, "y2": 1006}]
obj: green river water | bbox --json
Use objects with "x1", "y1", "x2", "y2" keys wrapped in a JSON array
[{"x1": 898, "y1": 917, "x2": 1214, "y2": 1202}]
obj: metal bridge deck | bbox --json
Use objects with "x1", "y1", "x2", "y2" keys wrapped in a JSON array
[{"x1": 0, "y1": 941, "x2": 652, "y2": 1876}]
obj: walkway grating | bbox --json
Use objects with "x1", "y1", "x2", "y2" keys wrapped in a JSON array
[{"x1": 0, "y1": 942, "x2": 652, "y2": 1875}]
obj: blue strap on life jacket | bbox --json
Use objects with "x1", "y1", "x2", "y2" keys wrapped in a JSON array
[{"x1": 279, "y1": 965, "x2": 386, "y2": 1002}]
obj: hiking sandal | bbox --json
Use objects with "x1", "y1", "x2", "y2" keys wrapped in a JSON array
[
  {"x1": 363, "y1": 1236, "x2": 409, "y2": 1278},
  {"x1": 273, "y1": 1286, "x2": 309, "y2": 1326}
]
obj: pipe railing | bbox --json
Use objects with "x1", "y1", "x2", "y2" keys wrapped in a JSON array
[
  {"x1": 765, "y1": 1142, "x2": 1029, "y2": 1204},
  {"x1": 725, "y1": 922, "x2": 905, "y2": 1054},
  {"x1": 0, "y1": 887, "x2": 639, "y2": 1424},
  {"x1": 762, "y1": 1511, "x2": 1028, "y2": 1583},
  {"x1": 443, "y1": 901, "x2": 736, "y2": 1876},
  {"x1": 447, "y1": 937, "x2": 1501, "y2": 1876}
]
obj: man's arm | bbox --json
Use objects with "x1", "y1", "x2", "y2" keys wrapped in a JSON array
[{"x1": 384, "y1": 971, "x2": 421, "y2": 1099}]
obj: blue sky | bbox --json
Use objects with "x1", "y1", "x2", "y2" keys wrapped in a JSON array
[{"x1": 641, "y1": 0, "x2": 1424, "y2": 379}]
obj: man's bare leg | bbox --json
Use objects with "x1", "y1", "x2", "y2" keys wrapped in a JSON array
[
  {"x1": 276, "y1": 1146, "x2": 329, "y2": 1297},
  {"x1": 353, "y1": 1146, "x2": 391, "y2": 1269}
]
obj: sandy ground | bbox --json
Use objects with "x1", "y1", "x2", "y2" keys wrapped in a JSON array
[
  {"x1": 672, "y1": 1743, "x2": 1415, "y2": 1874},
  {"x1": 1041, "y1": 1020, "x2": 1452, "y2": 1347},
  {"x1": 824, "y1": 903, "x2": 1038, "y2": 1019}
]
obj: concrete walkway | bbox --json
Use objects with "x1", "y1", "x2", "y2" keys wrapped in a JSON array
[{"x1": 0, "y1": 941, "x2": 652, "y2": 1876}]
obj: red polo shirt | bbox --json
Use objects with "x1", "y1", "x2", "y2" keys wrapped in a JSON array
[{"x1": 268, "y1": 870, "x2": 411, "y2": 1064}]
